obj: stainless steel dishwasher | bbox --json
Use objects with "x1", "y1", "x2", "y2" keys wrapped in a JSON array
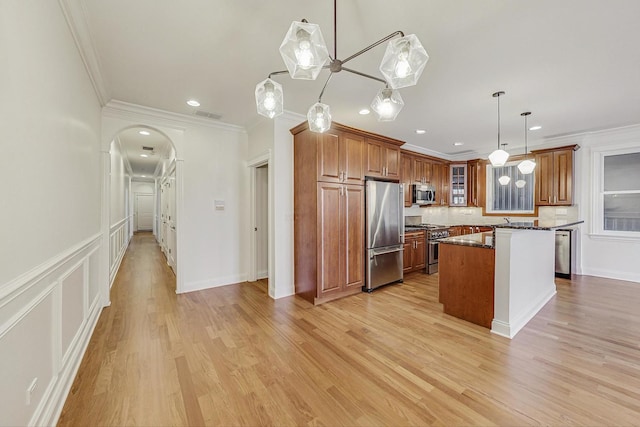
[{"x1": 555, "y1": 229, "x2": 575, "y2": 278}]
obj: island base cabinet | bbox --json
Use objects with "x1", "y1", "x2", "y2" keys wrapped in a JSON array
[{"x1": 439, "y1": 244, "x2": 495, "y2": 328}]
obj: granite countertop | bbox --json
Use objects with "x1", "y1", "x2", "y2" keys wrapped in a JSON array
[
  {"x1": 494, "y1": 220, "x2": 584, "y2": 230},
  {"x1": 439, "y1": 231, "x2": 495, "y2": 249}
]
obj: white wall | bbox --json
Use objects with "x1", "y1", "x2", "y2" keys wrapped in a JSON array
[
  {"x1": 576, "y1": 126, "x2": 640, "y2": 282},
  {"x1": 181, "y1": 126, "x2": 249, "y2": 290},
  {"x1": 247, "y1": 113, "x2": 303, "y2": 299},
  {"x1": 102, "y1": 102, "x2": 249, "y2": 294},
  {"x1": 0, "y1": 1, "x2": 103, "y2": 425}
]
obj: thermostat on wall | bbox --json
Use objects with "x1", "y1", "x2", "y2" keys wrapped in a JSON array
[{"x1": 214, "y1": 200, "x2": 225, "y2": 211}]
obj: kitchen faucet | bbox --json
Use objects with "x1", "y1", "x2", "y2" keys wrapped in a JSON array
[{"x1": 503, "y1": 217, "x2": 511, "y2": 224}]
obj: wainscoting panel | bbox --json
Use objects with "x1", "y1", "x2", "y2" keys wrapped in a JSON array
[
  {"x1": 109, "y1": 216, "x2": 131, "y2": 287},
  {"x1": 0, "y1": 233, "x2": 103, "y2": 426}
]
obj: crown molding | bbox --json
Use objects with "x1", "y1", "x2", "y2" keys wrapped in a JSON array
[
  {"x1": 103, "y1": 100, "x2": 246, "y2": 133},
  {"x1": 58, "y1": 0, "x2": 110, "y2": 105},
  {"x1": 402, "y1": 143, "x2": 453, "y2": 161}
]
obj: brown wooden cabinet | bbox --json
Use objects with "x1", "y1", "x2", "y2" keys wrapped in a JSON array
[
  {"x1": 317, "y1": 182, "x2": 364, "y2": 299},
  {"x1": 403, "y1": 231, "x2": 425, "y2": 273},
  {"x1": 432, "y1": 163, "x2": 450, "y2": 206},
  {"x1": 532, "y1": 145, "x2": 579, "y2": 206},
  {"x1": 365, "y1": 138, "x2": 401, "y2": 179},
  {"x1": 467, "y1": 159, "x2": 481, "y2": 207},
  {"x1": 413, "y1": 158, "x2": 432, "y2": 184},
  {"x1": 401, "y1": 153, "x2": 414, "y2": 207},
  {"x1": 292, "y1": 121, "x2": 405, "y2": 304},
  {"x1": 317, "y1": 131, "x2": 364, "y2": 185}
]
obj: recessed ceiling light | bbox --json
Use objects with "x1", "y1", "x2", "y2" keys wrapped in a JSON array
[
  {"x1": 140, "y1": 154, "x2": 149, "y2": 158},
  {"x1": 529, "y1": 125, "x2": 542, "y2": 131},
  {"x1": 359, "y1": 108, "x2": 370, "y2": 115},
  {"x1": 187, "y1": 99, "x2": 200, "y2": 107},
  {"x1": 415, "y1": 129, "x2": 426, "y2": 134},
  {"x1": 141, "y1": 175, "x2": 146, "y2": 178},
  {"x1": 139, "y1": 130, "x2": 150, "y2": 136},
  {"x1": 454, "y1": 142, "x2": 464, "y2": 146}
]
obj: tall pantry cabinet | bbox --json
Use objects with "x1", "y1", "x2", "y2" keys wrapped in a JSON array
[{"x1": 291, "y1": 121, "x2": 404, "y2": 304}]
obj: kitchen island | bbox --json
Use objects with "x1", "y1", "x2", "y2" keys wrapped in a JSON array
[{"x1": 439, "y1": 220, "x2": 583, "y2": 338}]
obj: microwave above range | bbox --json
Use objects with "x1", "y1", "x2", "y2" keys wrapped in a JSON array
[{"x1": 412, "y1": 184, "x2": 436, "y2": 205}]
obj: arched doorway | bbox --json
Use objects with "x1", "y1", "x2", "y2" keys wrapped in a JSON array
[{"x1": 100, "y1": 116, "x2": 185, "y2": 307}]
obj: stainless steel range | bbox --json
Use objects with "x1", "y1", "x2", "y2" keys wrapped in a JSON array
[
  {"x1": 404, "y1": 217, "x2": 449, "y2": 274},
  {"x1": 424, "y1": 226, "x2": 449, "y2": 274}
]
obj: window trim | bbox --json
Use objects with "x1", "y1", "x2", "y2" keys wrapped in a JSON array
[
  {"x1": 591, "y1": 145, "x2": 640, "y2": 238},
  {"x1": 484, "y1": 161, "x2": 536, "y2": 216}
]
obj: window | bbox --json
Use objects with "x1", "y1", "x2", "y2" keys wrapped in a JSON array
[
  {"x1": 601, "y1": 151, "x2": 640, "y2": 233},
  {"x1": 485, "y1": 161, "x2": 535, "y2": 214}
]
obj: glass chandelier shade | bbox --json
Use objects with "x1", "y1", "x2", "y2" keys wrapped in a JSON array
[
  {"x1": 489, "y1": 149, "x2": 510, "y2": 167},
  {"x1": 307, "y1": 102, "x2": 332, "y2": 133},
  {"x1": 370, "y1": 88, "x2": 404, "y2": 121},
  {"x1": 255, "y1": 78, "x2": 284, "y2": 119},
  {"x1": 379, "y1": 34, "x2": 429, "y2": 89},
  {"x1": 515, "y1": 179, "x2": 527, "y2": 188},
  {"x1": 279, "y1": 21, "x2": 329, "y2": 80},
  {"x1": 517, "y1": 111, "x2": 536, "y2": 174},
  {"x1": 498, "y1": 175, "x2": 511, "y2": 186},
  {"x1": 517, "y1": 159, "x2": 536, "y2": 174},
  {"x1": 489, "y1": 91, "x2": 509, "y2": 167}
]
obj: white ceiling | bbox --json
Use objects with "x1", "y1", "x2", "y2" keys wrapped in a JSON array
[
  {"x1": 117, "y1": 127, "x2": 171, "y2": 178},
  {"x1": 83, "y1": 0, "x2": 640, "y2": 159}
]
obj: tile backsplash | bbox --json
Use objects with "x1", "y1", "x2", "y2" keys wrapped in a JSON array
[{"x1": 404, "y1": 205, "x2": 579, "y2": 226}]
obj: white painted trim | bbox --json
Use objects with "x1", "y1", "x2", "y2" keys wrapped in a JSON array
[
  {"x1": 103, "y1": 100, "x2": 246, "y2": 133},
  {"x1": 109, "y1": 216, "x2": 130, "y2": 233},
  {"x1": 581, "y1": 268, "x2": 640, "y2": 284},
  {"x1": 0, "y1": 233, "x2": 101, "y2": 305},
  {"x1": 57, "y1": 0, "x2": 110, "y2": 105},
  {"x1": 34, "y1": 293, "x2": 103, "y2": 427},
  {"x1": 247, "y1": 151, "x2": 272, "y2": 283},
  {"x1": 182, "y1": 274, "x2": 249, "y2": 294},
  {"x1": 491, "y1": 288, "x2": 557, "y2": 339}
]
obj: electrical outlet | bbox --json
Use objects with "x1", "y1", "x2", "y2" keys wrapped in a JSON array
[{"x1": 26, "y1": 377, "x2": 37, "y2": 405}]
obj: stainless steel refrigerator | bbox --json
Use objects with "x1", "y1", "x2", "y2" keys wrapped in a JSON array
[{"x1": 364, "y1": 179, "x2": 404, "y2": 291}]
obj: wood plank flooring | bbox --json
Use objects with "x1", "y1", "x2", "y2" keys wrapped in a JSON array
[{"x1": 58, "y1": 232, "x2": 640, "y2": 426}]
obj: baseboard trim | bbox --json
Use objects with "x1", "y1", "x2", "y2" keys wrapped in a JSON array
[
  {"x1": 581, "y1": 268, "x2": 640, "y2": 284},
  {"x1": 492, "y1": 288, "x2": 557, "y2": 339},
  {"x1": 181, "y1": 274, "x2": 249, "y2": 294}
]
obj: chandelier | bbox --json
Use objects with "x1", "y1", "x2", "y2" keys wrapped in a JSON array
[{"x1": 254, "y1": 0, "x2": 429, "y2": 132}]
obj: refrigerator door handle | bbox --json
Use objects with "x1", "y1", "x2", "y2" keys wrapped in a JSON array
[{"x1": 371, "y1": 247, "x2": 404, "y2": 257}]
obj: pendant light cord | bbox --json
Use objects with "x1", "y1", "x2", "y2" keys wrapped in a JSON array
[
  {"x1": 497, "y1": 93, "x2": 501, "y2": 150},
  {"x1": 333, "y1": 0, "x2": 337, "y2": 59}
]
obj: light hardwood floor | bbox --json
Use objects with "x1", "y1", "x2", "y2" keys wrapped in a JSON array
[{"x1": 58, "y1": 232, "x2": 640, "y2": 426}]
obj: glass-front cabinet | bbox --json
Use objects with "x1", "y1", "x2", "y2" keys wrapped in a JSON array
[{"x1": 450, "y1": 164, "x2": 467, "y2": 206}]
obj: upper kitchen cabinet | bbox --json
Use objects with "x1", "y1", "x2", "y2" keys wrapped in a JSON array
[
  {"x1": 532, "y1": 145, "x2": 579, "y2": 206},
  {"x1": 364, "y1": 137, "x2": 402, "y2": 179},
  {"x1": 317, "y1": 130, "x2": 365, "y2": 185},
  {"x1": 449, "y1": 164, "x2": 467, "y2": 206},
  {"x1": 432, "y1": 162, "x2": 450, "y2": 206},
  {"x1": 467, "y1": 159, "x2": 485, "y2": 207},
  {"x1": 401, "y1": 153, "x2": 414, "y2": 207},
  {"x1": 413, "y1": 157, "x2": 432, "y2": 184}
]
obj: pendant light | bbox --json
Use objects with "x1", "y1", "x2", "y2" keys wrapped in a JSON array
[
  {"x1": 497, "y1": 144, "x2": 511, "y2": 185},
  {"x1": 370, "y1": 87, "x2": 404, "y2": 121},
  {"x1": 488, "y1": 91, "x2": 509, "y2": 167},
  {"x1": 255, "y1": 0, "x2": 429, "y2": 132},
  {"x1": 517, "y1": 111, "x2": 536, "y2": 174},
  {"x1": 515, "y1": 179, "x2": 527, "y2": 188}
]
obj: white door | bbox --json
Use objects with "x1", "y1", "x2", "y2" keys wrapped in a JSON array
[{"x1": 135, "y1": 194, "x2": 154, "y2": 231}]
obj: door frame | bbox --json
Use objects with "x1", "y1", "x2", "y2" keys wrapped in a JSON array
[
  {"x1": 134, "y1": 192, "x2": 154, "y2": 232},
  {"x1": 247, "y1": 151, "x2": 272, "y2": 285}
]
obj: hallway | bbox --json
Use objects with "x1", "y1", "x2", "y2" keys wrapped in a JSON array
[{"x1": 58, "y1": 233, "x2": 640, "y2": 426}]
